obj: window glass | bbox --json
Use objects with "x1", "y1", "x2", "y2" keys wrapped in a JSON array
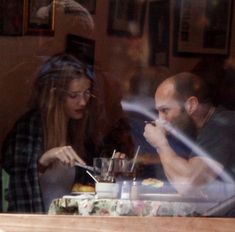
[{"x1": 0, "y1": 0, "x2": 234, "y2": 217}]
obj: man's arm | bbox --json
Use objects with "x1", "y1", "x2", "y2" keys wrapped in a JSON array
[
  {"x1": 144, "y1": 122, "x2": 223, "y2": 194},
  {"x1": 157, "y1": 145, "x2": 221, "y2": 194}
]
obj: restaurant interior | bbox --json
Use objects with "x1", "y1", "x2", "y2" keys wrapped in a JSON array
[{"x1": 0, "y1": 0, "x2": 235, "y2": 231}]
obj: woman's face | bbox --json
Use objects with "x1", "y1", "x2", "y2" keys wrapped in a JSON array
[{"x1": 64, "y1": 77, "x2": 92, "y2": 120}]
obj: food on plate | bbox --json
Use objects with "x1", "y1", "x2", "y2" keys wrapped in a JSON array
[
  {"x1": 141, "y1": 178, "x2": 164, "y2": 188},
  {"x1": 71, "y1": 183, "x2": 95, "y2": 193}
]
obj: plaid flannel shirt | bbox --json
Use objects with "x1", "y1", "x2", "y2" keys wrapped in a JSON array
[{"x1": 2, "y1": 110, "x2": 44, "y2": 213}]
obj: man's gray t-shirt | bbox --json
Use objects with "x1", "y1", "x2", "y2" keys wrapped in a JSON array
[
  {"x1": 194, "y1": 107, "x2": 235, "y2": 180},
  {"x1": 188, "y1": 107, "x2": 235, "y2": 204}
]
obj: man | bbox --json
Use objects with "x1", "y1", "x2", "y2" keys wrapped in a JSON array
[{"x1": 144, "y1": 72, "x2": 235, "y2": 195}]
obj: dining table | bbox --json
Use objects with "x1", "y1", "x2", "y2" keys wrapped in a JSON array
[
  {"x1": 48, "y1": 193, "x2": 216, "y2": 217},
  {"x1": 1, "y1": 182, "x2": 235, "y2": 232},
  {"x1": 48, "y1": 179, "x2": 235, "y2": 217}
]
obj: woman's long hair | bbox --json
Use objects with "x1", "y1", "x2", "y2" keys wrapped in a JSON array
[
  {"x1": 87, "y1": 67, "x2": 134, "y2": 160},
  {"x1": 30, "y1": 53, "x2": 94, "y2": 151}
]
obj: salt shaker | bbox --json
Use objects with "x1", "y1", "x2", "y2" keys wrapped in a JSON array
[
  {"x1": 131, "y1": 180, "x2": 138, "y2": 200},
  {"x1": 120, "y1": 181, "x2": 131, "y2": 199}
]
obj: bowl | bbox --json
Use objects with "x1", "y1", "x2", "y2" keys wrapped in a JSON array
[{"x1": 95, "y1": 182, "x2": 119, "y2": 199}]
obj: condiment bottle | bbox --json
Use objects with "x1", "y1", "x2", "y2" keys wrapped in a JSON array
[
  {"x1": 120, "y1": 181, "x2": 131, "y2": 199},
  {"x1": 130, "y1": 180, "x2": 138, "y2": 200}
]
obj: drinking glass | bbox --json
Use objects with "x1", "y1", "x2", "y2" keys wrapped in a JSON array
[
  {"x1": 93, "y1": 157, "x2": 111, "y2": 182},
  {"x1": 111, "y1": 158, "x2": 136, "y2": 181}
]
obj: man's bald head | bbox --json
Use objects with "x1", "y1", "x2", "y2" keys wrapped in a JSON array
[
  {"x1": 154, "y1": 73, "x2": 198, "y2": 137},
  {"x1": 157, "y1": 72, "x2": 212, "y2": 104}
]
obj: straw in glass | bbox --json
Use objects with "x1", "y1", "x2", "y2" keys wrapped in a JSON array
[
  {"x1": 108, "y1": 149, "x2": 116, "y2": 173},
  {"x1": 86, "y1": 170, "x2": 99, "y2": 183},
  {"x1": 130, "y1": 145, "x2": 140, "y2": 172}
]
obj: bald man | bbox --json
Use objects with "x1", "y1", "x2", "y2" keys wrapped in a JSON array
[{"x1": 144, "y1": 72, "x2": 235, "y2": 195}]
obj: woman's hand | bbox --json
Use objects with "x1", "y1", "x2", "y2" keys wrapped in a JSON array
[{"x1": 38, "y1": 146, "x2": 85, "y2": 171}]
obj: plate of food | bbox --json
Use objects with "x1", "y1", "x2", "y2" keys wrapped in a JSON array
[
  {"x1": 141, "y1": 178, "x2": 164, "y2": 188},
  {"x1": 71, "y1": 183, "x2": 95, "y2": 195},
  {"x1": 138, "y1": 178, "x2": 213, "y2": 202},
  {"x1": 138, "y1": 178, "x2": 173, "y2": 194}
]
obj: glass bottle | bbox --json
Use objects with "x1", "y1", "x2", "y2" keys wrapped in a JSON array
[
  {"x1": 131, "y1": 180, "x2": 138, "y2": 200},
  {"x1": 120, "y1": 181, "x2": 131, "y2": 199}
]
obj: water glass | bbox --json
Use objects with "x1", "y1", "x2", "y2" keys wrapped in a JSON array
[{"x1": 93, "y1": 157, "x2": 111, "y2": 182}]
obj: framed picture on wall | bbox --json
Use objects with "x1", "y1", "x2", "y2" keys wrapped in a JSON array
[
  {"x1": 148, "y1": 0, "x2": 169, "y2": 66},
  {"x1": 24, "y1": 0, "x2": 55, "y2": 36},
  {"x1": 66, "y1": 34, "x2": 95, "y2": 66},
  {"x1": 0, "y1": 0, "x2": 24, "y2": 35},
  {"x1": 107, "y1": 0, "x2": 147, "y2": 37},
  {"x1": 64, "y1": 0, "x2": 96, "y2": 15},
  {"x1": 174, "y1": 0, "x2": 233, "y2": 56}
]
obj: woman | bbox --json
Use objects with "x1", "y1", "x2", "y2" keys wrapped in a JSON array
[{"x1": 2, "y1": 53, "x2": 134, "y2": 213}]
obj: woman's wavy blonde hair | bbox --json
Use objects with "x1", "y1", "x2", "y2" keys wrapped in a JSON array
[{"x1": 30, "y1": 53, "x2": 94, "y2": 151}]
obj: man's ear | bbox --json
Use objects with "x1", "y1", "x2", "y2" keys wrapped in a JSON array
[{"x1": 184, "y1": 96, "x2": 198, "y2": 115}]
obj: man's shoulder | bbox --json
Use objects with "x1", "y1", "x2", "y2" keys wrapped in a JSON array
[
  {"x1": 198, "y1": 106, "x2": 235, "y2": 141},
  {"x1": 211, "y1": 107, "x2": 235, "y2": 127},
  {"x1": 215, "y1": 106, "x2": 235, "y2": 115}
]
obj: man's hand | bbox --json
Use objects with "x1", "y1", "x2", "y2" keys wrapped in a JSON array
[{"x1": 143, "y1": 119, "x2": 168, "y2": 150}]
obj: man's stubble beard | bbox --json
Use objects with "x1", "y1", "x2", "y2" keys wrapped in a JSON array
[{"x1": 172, "y1": 107, "x2": 197, "y2": 140}]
